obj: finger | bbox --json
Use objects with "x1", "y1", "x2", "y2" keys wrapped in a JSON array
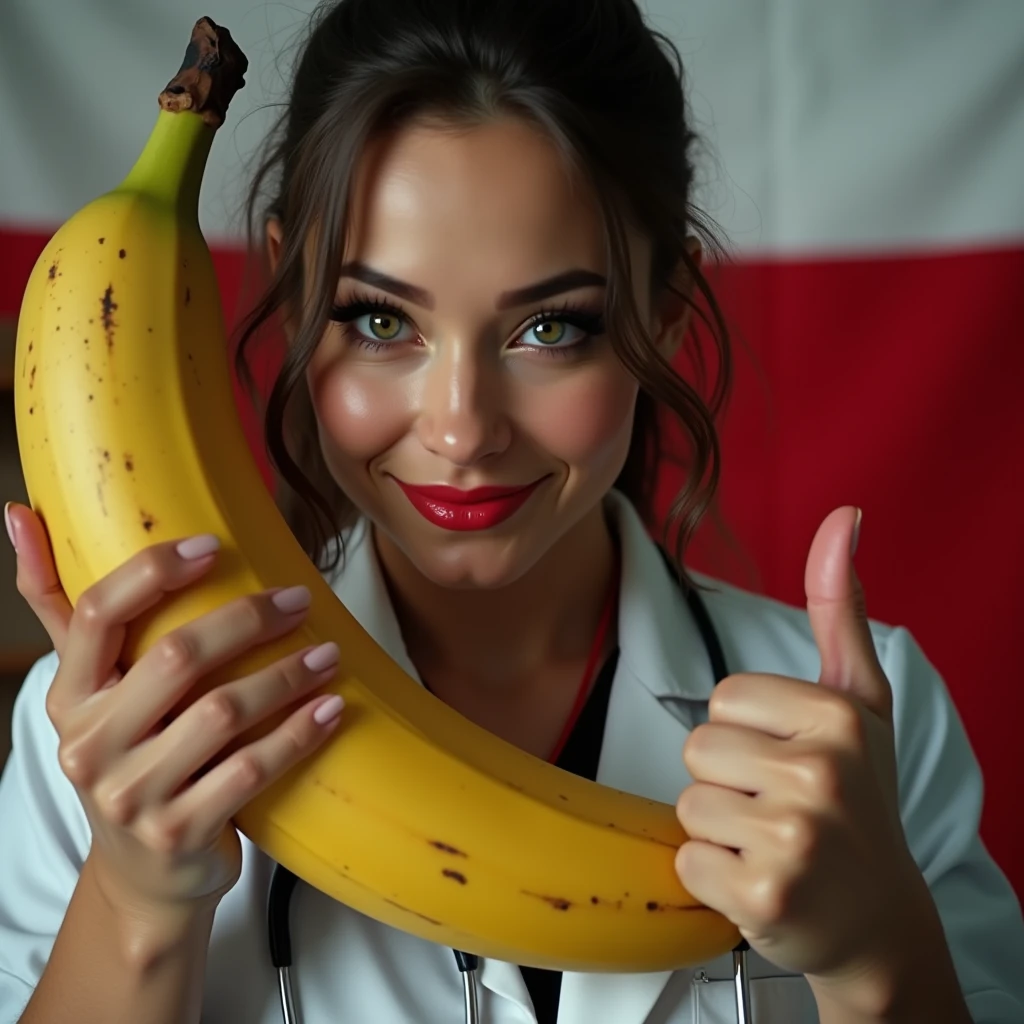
[
  {"x1": 708, "y1": 672, "x2": 867, "y2": 745},
  {"x1": 84, "y1": 585, "x2": 315, "y2": 760},
  {"x1": 676, "y1": 781, "x2": 759, "y2": 853},
  {"x1": 143, "y1": 691, "x2": 345, "y2": 853},
  {"x1": 674, "y1": 839, "x2": 745, "y2": 925},
  {"x1": 683, "y1": 721, "x2": 787, "y2": 795},
  {"x1": 7, "y1": 502, "x2": 74, "y2": 652},
  {"x1": 805, "y1": 507, "x2": 893, "y2": 720},
  {"x1": 103, "y1": 641, "x2": 339, "y2": 813},
  {"x1": 56, "y1": 535, "x2": 221, "y2": 707}
]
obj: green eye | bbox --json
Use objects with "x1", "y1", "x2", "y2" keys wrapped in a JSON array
[
  {"x1": 531, "y1": 319, "x2": 566, "y2": 345},
  {"x1": 367, "y1": 313, "x2": 402, "y2": 340}
]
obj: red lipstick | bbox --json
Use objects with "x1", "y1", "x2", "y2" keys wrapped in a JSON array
[{"x1": 394, "y1": 478, "x2": 546, "y2": 531}]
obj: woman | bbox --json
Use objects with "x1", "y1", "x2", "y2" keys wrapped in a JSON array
[{"x1": 1, "y1": 1, "x2": 1022, "y2": 1021}]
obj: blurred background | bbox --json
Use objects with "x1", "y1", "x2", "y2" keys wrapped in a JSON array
[{"x1": 0, "y1": 1, "x2": 1021, "y2": 900}]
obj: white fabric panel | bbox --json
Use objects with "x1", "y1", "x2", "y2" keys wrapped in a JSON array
[{"x1": 1, "y1": 1, "x2": 1023, "y2": 253}]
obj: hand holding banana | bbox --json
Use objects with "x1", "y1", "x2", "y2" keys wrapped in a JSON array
[
  {"x1": 675, "y1": 508, "x2": 952, "y2": 1014},
  {"x1": 6, "y1": 504, "x2": 344, "y2": 920}
]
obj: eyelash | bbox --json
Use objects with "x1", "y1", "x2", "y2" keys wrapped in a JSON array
[{"x1": 327, "y1": 289, "x2": 606, "y2": 358}]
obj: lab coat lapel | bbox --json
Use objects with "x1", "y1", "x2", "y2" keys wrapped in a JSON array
[
  {"x1": 555, "y1": 663, "x2": 702, "y2": 1024},
  {"x1": 554, "y1": 491, "x2": 720, "y2": 1024}
]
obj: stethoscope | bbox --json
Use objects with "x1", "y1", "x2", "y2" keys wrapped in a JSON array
[{"x1": 266, "y1": 571, "x2": 754, "y2": 1023}]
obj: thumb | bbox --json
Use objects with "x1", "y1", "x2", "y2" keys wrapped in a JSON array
[{"x1": 805, "y1": 506, "x2": 892, "y2": 720}]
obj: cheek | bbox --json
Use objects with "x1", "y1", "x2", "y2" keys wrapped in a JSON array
[
  {"x1": 524, "y1": 365, "x2": 638, "y2": 469},
  {"x1": 309, "y1": 362, "x2": 411, "y2": 465}
]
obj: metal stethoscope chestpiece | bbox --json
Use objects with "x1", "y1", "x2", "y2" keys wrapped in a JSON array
[{"x1": 268, "y1": 862, "x2": 753, "y2": 1024}]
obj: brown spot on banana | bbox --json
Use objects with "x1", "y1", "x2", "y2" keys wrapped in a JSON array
[
  {"x1": 100, "y1": 286, "x2": 118, "y2": 350},
  {"x1": 48, "y1": 263, "x2": 57, "y2": 280},
  {"x1": 185, "y1": 286, "x2": 191, "y2": 305},
  {"x1": 429, "y1": 841, "x2": 467, "y2": 857},
  {"x1": 119, "y1": 249, "x2": 126, "y2": 259},
  {"x1": 442, "y1": 870, "x2": 467, "y2": 885},
  {"x1": 141, "y1": 512, "x2": 157, "y2": 532},
  {"x1": 521, "y1": 891, "x2": 573, "y2": 911},
  {"x1": 124, "y1": 455, "x2": 134, "y2": 472}
]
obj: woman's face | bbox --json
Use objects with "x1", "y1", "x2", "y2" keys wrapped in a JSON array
[{"x1": 284, "y1": 116, "x2": 681, "y2": 589}]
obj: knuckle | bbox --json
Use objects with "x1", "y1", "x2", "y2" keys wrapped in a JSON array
[
  {"x1": 280, "y1": 660, "x2": 315, "y2": 696},
  {"x1": 57, "y1": 739, "x2": 95, "y2": 787},
  {"x1": 198, "y1": 692, "x2": 244, "y2": 737},
  {"x1": 682, "y1": 723, "x2": 712, "y2": 768},
  {"x1": 93, "y1": 780, "x2": 138, "y2": 826},
  {"x1": 74, "y1": 589, "x2": 107, "y2": 629},
  {"x1": 154, "y1": 632, "x2": 199, "y2": 677},
  {"x1": 749, "y1": 872, "x2": 791, "y2": 925},
  {"x1": 774, "y1": 812, "x2": 818, "y2": 860},
  {"x1": 236, "y1": 596, "x2": 273, "y2": 636},
  {"x1": 138, "y1": 812, "x2": 187, "y2": 855},
  {"x1": 792, "y1": 753, "x2": 843, "y2": 804},
  {"x1": 135, "y1": 548, "x2": 168, "y2": 588},
  {"x1": 231, "y1": 752, "x2": 266, "y2": 792}
]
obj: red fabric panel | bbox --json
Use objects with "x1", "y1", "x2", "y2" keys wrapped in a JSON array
[
  {"x1": 676, "y1": 249, "x2": 1024, "y2": 895},
  {"x1": 2, "y1": 228, "x2": 1021, "y2": 897}
]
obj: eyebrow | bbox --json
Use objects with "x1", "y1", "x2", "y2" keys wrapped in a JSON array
[{"x1": 337, "y1": 262, "x2": 606, "y2": 311}]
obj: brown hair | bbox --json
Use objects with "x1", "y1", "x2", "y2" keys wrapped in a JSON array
[{"x1": 235, "y1": 0, "x2": 733, "y2": 590}]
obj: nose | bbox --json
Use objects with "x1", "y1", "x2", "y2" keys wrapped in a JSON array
[{"x1": 415, "y1": 340, "x2": 511, "y2": 466}]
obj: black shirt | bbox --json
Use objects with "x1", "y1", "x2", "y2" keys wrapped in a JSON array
[{"x1": 516, "y1": 648, "x2": 620, "y2": 1024}]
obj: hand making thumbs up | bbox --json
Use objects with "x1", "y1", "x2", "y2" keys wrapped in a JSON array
[{"x1": 674, "y1": 507, "x2": 958, "y2": 1017}]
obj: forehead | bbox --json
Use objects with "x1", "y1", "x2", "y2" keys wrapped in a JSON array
[{"x1": 342, "y1": 116, "x2": 650, "y2": 292}]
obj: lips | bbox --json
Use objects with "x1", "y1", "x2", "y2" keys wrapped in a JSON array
[{"x1": 393, "y1": 477, "x2": 546, "y2": 531}]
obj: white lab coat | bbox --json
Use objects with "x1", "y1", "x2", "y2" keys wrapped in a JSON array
[{"x1": 1, "y1": 490, "x2": 1022, "y2": 1024}]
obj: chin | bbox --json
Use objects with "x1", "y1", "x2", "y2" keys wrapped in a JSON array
[{"x1": 389, "y1": 522, "x2": 548, "y2": 591}]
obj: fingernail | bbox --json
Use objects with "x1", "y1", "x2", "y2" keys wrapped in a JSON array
[
  {"x1": 850, "y1": 507, "x2": 863, "y2": 557},
  {"x1": 271, "y1": 585, "x2": 311, "y2": 614},
  {"x1": 313, "y1": 694, "x2": 344, "y2": 725},
  {"x1": 303, "y1": 641, "x2": 339, "y2": 673},
  {"x1": 176, "y1": 534, "x2": 220, "y2": 560},
  {"x1": 4, "y1": 503, "x2": 16, "y2": 552}
]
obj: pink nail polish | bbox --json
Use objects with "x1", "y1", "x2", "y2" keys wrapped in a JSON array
[
  {"x1": 313, "y1": 695, "x2": 344, "y2": 726},
  {"x1": 4, "y1": 503, "x2": 16, "y2": 552}
]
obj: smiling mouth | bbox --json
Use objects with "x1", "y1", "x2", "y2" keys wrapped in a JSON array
[{"x1": 392, "y1": 477, "x2": 548, "y2": 531}]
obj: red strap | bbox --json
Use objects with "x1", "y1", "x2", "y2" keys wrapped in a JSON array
[{"x1": 547, "y1": 553, "x2": 620, "y2": 764}]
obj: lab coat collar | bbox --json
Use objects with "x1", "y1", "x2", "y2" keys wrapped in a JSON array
[
  {"x1": 325, "y1": 488, "x2": 720, "y2": 705},
  {"x1": 324, "y1": 491, "x2": 715, "y2": 1024}
]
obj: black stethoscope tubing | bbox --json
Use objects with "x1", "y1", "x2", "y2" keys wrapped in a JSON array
[{"x1": 267, "y1": 573, "x2": 752, "y2": 1023}]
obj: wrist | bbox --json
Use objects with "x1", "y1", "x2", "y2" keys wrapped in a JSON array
[
  {"x1": 808, "y1": 876, "x2": 970, "y2": 1023},
  {"x1": 83, "y1": 852, "x2": 219, "y2": 972}
]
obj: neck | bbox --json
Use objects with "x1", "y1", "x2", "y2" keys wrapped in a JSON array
[{"x1": 374, "y1": 501, "x2": 619, "y2": 694}]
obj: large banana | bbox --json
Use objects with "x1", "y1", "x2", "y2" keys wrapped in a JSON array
[{"x1": 13, "y1": 18, "x2": 740, "y2": 971}]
